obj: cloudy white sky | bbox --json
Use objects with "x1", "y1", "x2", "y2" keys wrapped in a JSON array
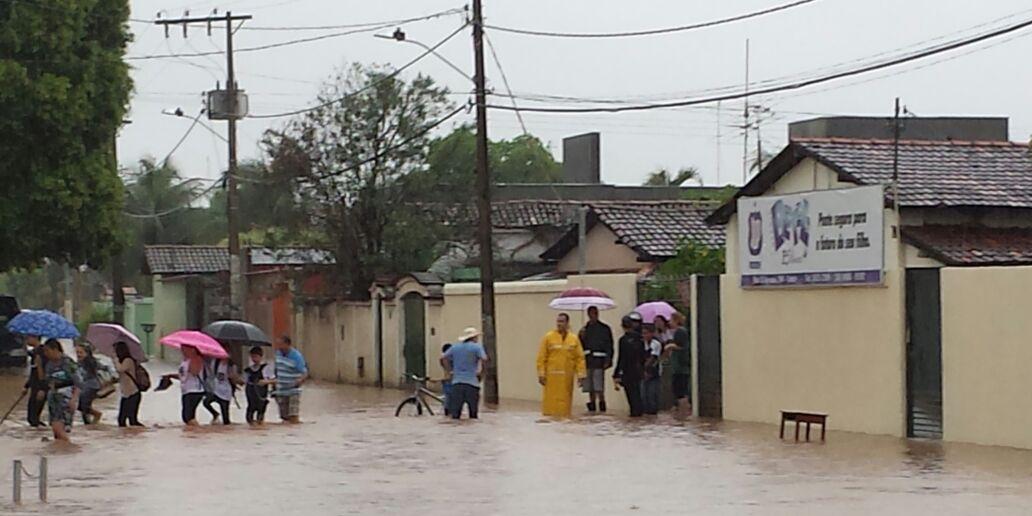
[{"x1": 122, "y1": 0, "x2": 1032, "y2": 188}]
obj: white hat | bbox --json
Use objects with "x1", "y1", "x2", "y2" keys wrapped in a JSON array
[{"x1": 457, "y1": 327, "x2": 481, "y2": 342}]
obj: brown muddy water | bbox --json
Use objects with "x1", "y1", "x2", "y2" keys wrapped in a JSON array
[{"x1": 2, "y1": 368, "x2": 1032, "y2": 515}]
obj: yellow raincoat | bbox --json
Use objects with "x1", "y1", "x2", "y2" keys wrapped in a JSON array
[{"x1": 536, "y1": 330, "x2": 587, "y2": 417}]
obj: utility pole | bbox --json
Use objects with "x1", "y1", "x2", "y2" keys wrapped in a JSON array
[
  {"x1": 742, "y1": 38, "x2": 750, "y2": 185},
  {"x1": 472, "y1": 0, "x2": 499, "y2": 405},
  {"x1": 892, "y1": 98, "x2": 902, "y2": 224},
  {"x1": 156, "y1": 11, "x2": 252, "y2": 321}
]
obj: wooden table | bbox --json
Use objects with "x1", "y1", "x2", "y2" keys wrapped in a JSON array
[{"x1": 780, "y1": 410, "x2": 828, "y2": 442}]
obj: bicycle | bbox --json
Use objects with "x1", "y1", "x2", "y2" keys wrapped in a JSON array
[{"x1": 394, "y1": 374, "x2": 445, "y2": 417}]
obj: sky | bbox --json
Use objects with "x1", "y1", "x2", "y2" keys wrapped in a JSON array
[{"x1": 121, "y1": 0, "x2": 1032, "y2": 189}]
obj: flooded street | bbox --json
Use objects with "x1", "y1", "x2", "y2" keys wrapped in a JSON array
[{"x1": 3, "y1": 369, "x2": 1032, "y2": 515}]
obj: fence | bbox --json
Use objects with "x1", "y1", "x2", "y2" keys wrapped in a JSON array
[{"x1": 11, "y1": 457, "x2": 47, "y2": 504}]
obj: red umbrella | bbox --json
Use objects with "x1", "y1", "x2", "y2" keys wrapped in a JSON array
[{"x1": 548, "y1": 287, "x2": 617, "y2": 311}]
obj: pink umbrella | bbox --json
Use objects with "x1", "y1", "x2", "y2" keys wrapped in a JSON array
[
  {"x1": 86, "y1": 323, "x2": 148, "y2": 363},
  {"x1": 635, "y1": 301, "x2": 677, "y2": 325},
  {"x1": 549, "y1": 287, "x2": 616, "y2": 311},
  {"x1": 159, "y1": 330, "x2": 229, "y2": 359}
]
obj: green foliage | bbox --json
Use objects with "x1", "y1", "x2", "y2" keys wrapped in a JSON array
[
  {"x1": 408, "y1": 125, "x2": 562, "y2": 203},
  {"x1": 643, "y1": 167, "x2": 700, "y2": 186},
  {"x1": 680, "y1": 185, "x2": 738, "y2": 203},
  {"x1": 640, "y1": 240, "x2": 725, "y2": 304},
  {"x1": 208, "y1": 161, "x2": 304, "y2": 238},
  {"x1": 76, "y1": 302, "x2": 113, "y2": 336},
  {"x1": 0, "y1": 0, "x2": 132, "y2": 271},
  {"x1": 263, "y1": 64, "x2": 455, "y2": 298}
]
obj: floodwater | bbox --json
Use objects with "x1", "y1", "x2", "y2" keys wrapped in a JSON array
[{"x1": 3, "y1": 368, "x2": 1032, "y2": 516}]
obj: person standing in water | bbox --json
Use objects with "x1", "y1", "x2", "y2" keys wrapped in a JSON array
[
  {"x1": 202, "y1": 356, "x2": 240, "y2": 425},
  {"x1": 22, "y1": 335, "x2": 48, "y2": 427},
  {"x1": 665, "y1": 312, "x2": 692, "y2": 418},
  {"x1": 579, "y1": 306, "x2": 613, "y2": 413},
  {"x1": 613, "y1": 315, "x2": 645, "y2": 417},
  {"x1": 114, "y1": 341, "x2": 144, "y2": 427},
  {"x1": 75, "y1": 342, "x2": 106, "y2": 425},
  {"x1": 535, "y1": 313, "x2": 587, "y2": 417},
  {"x1": 441, "y1": 327, "x2": 488, "y2": 420},
  {"x1": 42, "y1": 339, "x2": 82, "y2": 441},
  {"x1": 162, "y1": 345, "x2": 206, "y2": 426},
  {"x1": 641, "y1": 325, "x2": 663, "y2": 416},
  {"x1": 244, "y1": 346, "x2": 274, "y2": 425},
  {"x1": 272, "y1": 335, "x2": 308, "y2": 424}
]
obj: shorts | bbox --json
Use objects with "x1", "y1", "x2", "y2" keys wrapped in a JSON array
[
  {"x1": 276, "y1": 394, "x2": 301, "y2": 419},
  {"x1": 673, "y1": 374, "x2": 692, "y2": 400},
  {"x1": 47, "y1": 391, "x2": 74, "y2": 428},
  {"x1": 581, "y1": 368, "x2": 606, "y2": 393}
]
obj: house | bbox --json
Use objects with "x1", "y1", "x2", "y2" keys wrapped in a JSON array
[
  {"x1": 541, "y1": 201, "x2": 726, "y2": 274},
  {"x1": 701, "y1": 116, "x2": 1032, "y2": 449},
  {"x1": 144, "y1": 245, "x2": 332, "y2": 359}
]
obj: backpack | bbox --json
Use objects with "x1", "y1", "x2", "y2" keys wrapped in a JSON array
[{"x1": 129, "y1": 359, "x2": 152, "y2": 392}]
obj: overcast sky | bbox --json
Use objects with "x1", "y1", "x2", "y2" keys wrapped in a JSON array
[{"x1": 122, "y1": 0, "x2": 1032, "y2": 189}]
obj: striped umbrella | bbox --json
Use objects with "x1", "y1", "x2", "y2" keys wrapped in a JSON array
[{"x1": 548, "y1": 287, "x2": 616, "y2": 311}]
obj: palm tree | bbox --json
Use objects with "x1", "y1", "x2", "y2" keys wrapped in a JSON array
[
  {"x1": 122, "y1": 159, "x2": 206, "y2": 244},
  {"x1": 643, "y1": 166, "x2": 702, "y2": 186}
]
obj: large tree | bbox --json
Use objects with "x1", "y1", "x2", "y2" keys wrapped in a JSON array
[
  {"x1": 409, "y1": 125, "x2": 561, "y2": 203},
  {"x1": 264, "y1": 64, "x2": 454, "y2": 298},
  {"x1": 0, "y1": 0, "x2": 132, "y2": 270}
]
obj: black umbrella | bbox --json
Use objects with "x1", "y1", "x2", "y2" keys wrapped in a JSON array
[{"x1": 201, "y1": 320, "x2": 273, "y2": 346}]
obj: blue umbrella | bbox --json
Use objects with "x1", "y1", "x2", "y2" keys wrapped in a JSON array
[{"x1": 7, "y1": 310, "x2": 80, "y2": 339}]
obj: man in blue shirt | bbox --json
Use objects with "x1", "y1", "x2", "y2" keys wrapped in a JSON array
[
  {"x1": 441, "y1": 327, "x2": 488, "y2": 420},
  {"x1": 272, "y1": 335, "x2": 308, "y2": 424}
]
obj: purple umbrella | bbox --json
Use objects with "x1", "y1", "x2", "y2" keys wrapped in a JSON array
[
  {"x1": 87, "y1": 323, "x2": 148, "y2": 363},
  {"x1": 634, "y1": 301, "x2": 677, "y2": 326}
]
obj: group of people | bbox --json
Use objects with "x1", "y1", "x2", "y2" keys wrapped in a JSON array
[
  {"x1": 537, "y1": 306, "x2": 691, "y2": 418},
  {"x1": 16, "y1": 334, "x2": 309, "y2": 442}
]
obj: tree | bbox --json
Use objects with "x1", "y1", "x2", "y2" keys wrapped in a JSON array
[
  {"x1": 750, "y1": 148, "x2": 776, "y2": 174},
  {"x1": 0, "y1": 0, "x2": 132, "y2": 270},
  {"x1": 640, "y1": 240, "x2": 725, "y2": 307},
  {"x1": 264, "y1": 64, "x2": 454, "y2": 298},
  {"x1": 408, "y1": 125, "x2": 562, "y2": 203},
  {"x1": 643, "y1": 167, "x2": 702, "y2": 186},
  {"x1": 208, "y1": 160, "x2": 304, "y2": 240}
]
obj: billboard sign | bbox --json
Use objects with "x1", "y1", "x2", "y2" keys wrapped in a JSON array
[{"x1": 737, "y1": 185, "x2": 885, "y2": 287}]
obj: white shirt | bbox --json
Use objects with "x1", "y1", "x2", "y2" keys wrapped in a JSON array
[
  {"x1": 207, "y1": 359, "x2": 236, "y2": 401},
  {"x1": 647, "y1": 338, "x2": 662, "y2": 357},
  {"x1": 179, "y1": 359, "x2": 205, "y2": 394}
]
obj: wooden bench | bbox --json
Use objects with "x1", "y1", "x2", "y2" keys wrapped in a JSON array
[{"x1": 780, "y1": 410, "x2": 828, "y2": 442}]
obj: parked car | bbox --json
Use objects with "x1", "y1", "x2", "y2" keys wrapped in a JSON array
[{"x1": 0, "y1": 296, "x2": 24, "y2": 367}]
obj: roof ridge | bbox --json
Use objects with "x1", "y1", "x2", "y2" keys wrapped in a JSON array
[{"x1": 792, "y1": 137, "x2": 1028, "y2": 147}]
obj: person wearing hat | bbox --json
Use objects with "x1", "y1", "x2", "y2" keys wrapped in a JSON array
[{"x1": 441, "y1": 327, "x2": 489, "y2": 419}]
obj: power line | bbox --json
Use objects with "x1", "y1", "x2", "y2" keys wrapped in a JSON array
[
  {"x1": 122, "y1": 180, "x2": 223, "y2": 219},
  {"x1": 483, "y1": 34, "x2": 527, "y2": 135},
  {"x1": 485, "y1": 0, "x2": 819, "y2": 38},
  {"x1": 159, "y1": 109, "x2": 205, "y2": 165},
  {"x1": 249, "y1": 22, "x2": 469, "y2": 119},
  {"x1": 487, "y1": 15, "x2": 1032, "y2": 114},
  {"x1": 131, "y1": 6, "x2": 464, "y2": 32}
]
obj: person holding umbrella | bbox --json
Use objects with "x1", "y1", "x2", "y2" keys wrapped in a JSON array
[
  {"x1": 579, "y1": 306, "x2": 613, "y2": 413},
  {"x1": 536, "y1": 313, "x2": 587, "y2": 417},
  {"x1": 114, "y1": 341, "x2": 145, "y2": 427},
  {"x1": 160, "y1": 330, "x2": 230, "y2": 426},
  {"x1": 8, "y1": 310, "x2": 80, "y2": 427}
]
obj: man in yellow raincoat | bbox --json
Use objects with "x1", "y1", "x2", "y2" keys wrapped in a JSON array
[{"x1": 536, "y1": 313, "x2": 587, "y2": 417}]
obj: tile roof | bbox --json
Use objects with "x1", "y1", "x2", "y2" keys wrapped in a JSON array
[
  {"x1": 904, "y1": 225, "x2": 1032, "y2": 266},
  {"x1": 542, "y1": 201, "x2": 726, "y2": 262},
  {"x1": 145, "y1": 245, "x2": 229, "y2": 275},
  {"x1": 797, "y1": 138, "x2": 1032, "y2": 209},
  {"x1": 709, "y1": 138, "x2": 1032, "y2": 224}
]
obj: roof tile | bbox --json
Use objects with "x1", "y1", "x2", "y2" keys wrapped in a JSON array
[{"x1": 904, "y1": 225, "x2": 1032, "y2": 266}]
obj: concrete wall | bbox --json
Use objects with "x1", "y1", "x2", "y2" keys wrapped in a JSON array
[
  {"x1": 153, "y1": 277, "x2": 187, "y2": 361},
  {"x1": 941, "y1": 267, "x2": 1032, "y2": 449},
  {"x1": 557, "y1": 225, "x2": 642, "y2": 273},
  {"x1": 294, "y1": 302, "x2": 383, "y2": 387},
  {"x1": 721, "y1": 158, "x2": 908, "y2": 436}
]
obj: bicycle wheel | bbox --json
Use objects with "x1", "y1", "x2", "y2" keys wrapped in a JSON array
[{"x1": 395, "y1": 397, "x2": 423, "y2": 417}]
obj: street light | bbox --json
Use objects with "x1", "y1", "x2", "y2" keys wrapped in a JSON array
[
  {"x1": 161, "y1": 106, "x2": 229, "y2": 143},
  {"x1": 374, "y1": 28, "x2": 474, "y2": 83}
]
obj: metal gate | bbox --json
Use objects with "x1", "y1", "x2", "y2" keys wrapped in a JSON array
[
  {"x1": 401, "y1": 293, "x2": 426, "y2": 378},
  {"x1": 905, "y1": 268, "x2": 943, "y2": 439},
  {"x1": 696, "y1": 275, "x2": 723, "y2": 418}
]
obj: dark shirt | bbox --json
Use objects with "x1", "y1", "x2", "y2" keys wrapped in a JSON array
[
  {"x1": 580, "y1": 320, "x2": 614, "y2": 369},
  {"x1": 671, "y1": 326, "x2": 691, "y2": 376},
  {"x1": 613, "y1": 331, "x2": 645, "y2": 383},
  {"x1": 24, "y1": 347, "x2": 48, "y2": 390}
]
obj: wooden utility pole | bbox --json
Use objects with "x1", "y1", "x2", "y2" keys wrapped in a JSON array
[
  {"x1": 892, "y1": 97, "x2": 902, "y2": 222},
  {"x1": 156, "y1": 11, "x2": 251, "y2": 320},
  {"x1": 472, "y1": 0, "x2": 499, "y2": 404}
]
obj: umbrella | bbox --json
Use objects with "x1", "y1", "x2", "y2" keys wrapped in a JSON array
[
  {"x1": 548, "y1": 287, "x2": 617, "y2": 311},
  {"x1": 86, "y1": 323, "x2": 148, "y2": 363},
  {"x1": 202, "y1": 320, "x2": 272, "y2": 346},
  {"x1": 635, "y1": 301, "x2": 677, "y2": 325},
  {"x1": 6, "y1": 310, "x2": 79, "y2": 339},
  {"x1": 159, "y1": 330, "x2": 229, "y2": 359}
]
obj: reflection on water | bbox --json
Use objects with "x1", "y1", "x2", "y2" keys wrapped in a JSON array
[{"x1": 3, "y1": 369, "x2": 1032, "y2": 515}]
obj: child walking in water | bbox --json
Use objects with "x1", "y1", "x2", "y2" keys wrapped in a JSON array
[
  {"x1": 75, "y1": 343, "x2": 107, "y2": 425},
  {"x1": 42, "y1": 339, "x2": 82, "y2": 441},
  {"x1": 243, "y1": 346, "x2": 274, "y2": 424}
]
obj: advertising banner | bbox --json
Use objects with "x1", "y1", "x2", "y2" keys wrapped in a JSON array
[{"x1": 737, "y1": 185, "x2": 885, "y2": 287}]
